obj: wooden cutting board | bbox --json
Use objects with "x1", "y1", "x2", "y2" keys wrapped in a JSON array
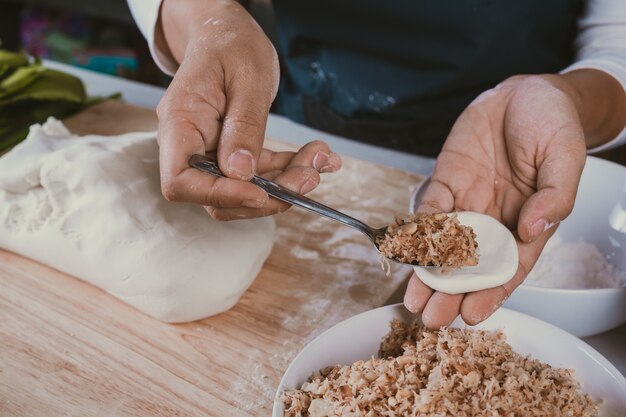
[{"x1": 0, "y1": 101, "x2": 422, "y2": 417}]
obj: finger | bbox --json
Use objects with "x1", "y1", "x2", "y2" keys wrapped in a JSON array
[
  {"x1": 158, "y1": 119, "x2": 268, "y2": 208},
  {"x1": 217, "y1": 75, "x2": 271, "y2": 180},
  {"x1": 206, "y1": 166, "x2": 320, "y2": 220},
  {"x1": 517, "y1": 129, "x2": 586, "y2": 242},
  {"x1": 326, "y1": 152, "x2": 342, "y2": 173},
  {"x1": 421, "y1": 292, "x2": 464, "y2": 329},
  {"x1": 287, "y1": 140, "x2": 342, "y2": 172},
  {"x1": 461, "y1": 228, "x2": 555, "y2": 325},
  {"x1": 417, "y1": 179, "x2": 455, "y2": 214},
  {"x1": 156, "y1": 62, "x2": 224, "y2": 151},
  {"x1": 208, "y1": 140, "x2": 341, "y2": 220},
  {"x1": 257, "y1": 150, "x2": 296, "y2": 174},
  {"x1": 257, "y1": 145, "x2": 341, "y2": 177},
  {"x1": 256, "y1": 143, "x2": 341, "y2": 175},
  {"x1": 165, "y1": 170, "x2": 268, "y2": 208},
  {"x1": 403, "y1": 273, "x2": 433, "y2": 313},
  {"x1": 459, "y1": 286, "x2": 510, "y2": 326},
  {"x1": 157, "y1": 117, "x2": 206, "y2": 184},
  {"x1": 156, "y1": 63, "x2": 266, "y2": 208},
  {"x1": 260, "y1": 169, "x2": 283, "y2": 181}
]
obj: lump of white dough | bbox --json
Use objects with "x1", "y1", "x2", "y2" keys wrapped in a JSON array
[
  {"x1": 414, "y1": 212, "x2": 518, "y2": 294},
  {"x1": 0, "y1": 118, "x2": 275, "y2": 322}
]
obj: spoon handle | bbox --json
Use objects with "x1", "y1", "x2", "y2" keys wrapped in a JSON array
[{"x1": 189, "y1": 154, "x2": 373, "y2": 235}]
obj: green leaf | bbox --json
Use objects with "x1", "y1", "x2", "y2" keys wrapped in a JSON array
[
  {"x1": 0, "y1": 68, "x2": 86, "y2": 107},
  {"x1": 0, "y1": 64, "x2": 46, "y2": 98},
  {"x1": 0, "y1": 65, "x2": 9, "y2": 80},
  {"x1": 0, "y1": 50, "x2": 29, "y2": 69},
  {"x1": 0, "y1": 49, "x2": 121, "y2": 153}
]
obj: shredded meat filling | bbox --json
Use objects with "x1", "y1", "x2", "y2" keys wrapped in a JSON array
[
  {"x1": 282, "y1": 320, "x2": 598, "y2": 417},
  {"x1": 377, "y1": 213, "x2": 478, "y2": 271}
]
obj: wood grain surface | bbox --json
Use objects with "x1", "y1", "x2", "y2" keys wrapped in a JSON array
[{"x1": 0, "y1": 101, "x2": 423, "y2": 416}]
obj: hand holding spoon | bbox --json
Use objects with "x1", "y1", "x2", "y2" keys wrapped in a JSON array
[{"x1": 189, "y1": 153, "x2": 425, "y2": 267}]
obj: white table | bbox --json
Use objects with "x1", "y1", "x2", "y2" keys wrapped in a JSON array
[
  {"x1": 43, "y1": 61, "x2": 436, "y2": 176},
  {"x1": 44, "y1": 60, "x2": 626, "y2": 375}
]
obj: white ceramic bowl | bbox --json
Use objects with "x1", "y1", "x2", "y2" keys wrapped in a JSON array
[
  {"x1": 273, "y1": 304, "x2": 626, "y2": 417},
  {"x1": 409, "y1": 156, "x2": 626, "y2": 337}
]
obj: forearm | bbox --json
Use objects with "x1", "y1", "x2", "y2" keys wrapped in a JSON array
[
  {"x1": 159, "y1": 0, "x2": 210, "y2": 64},
  {"x1": 546, "y1": 69, "x2": 626, "y2": 149},
  {"x1": 158, "y1": 0, "x2": 246, "y2": 65},
  {"x1": 559, "y1": 69, "x2": 626, "y2": 148}
]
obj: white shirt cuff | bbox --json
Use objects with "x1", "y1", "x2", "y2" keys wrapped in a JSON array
[{"x1": 128, "y1": 0, "x2": 177, "y2": 76}]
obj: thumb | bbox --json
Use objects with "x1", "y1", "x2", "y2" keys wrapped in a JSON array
[
  {"x1": 217, "y1": 78, "x2": 271, "y2": 180},
  {"x1": 517, "y1": 136, "x2": 586, "y2": 243},
  {"x1": 416, "y1": 178, "x2": 455, "y2": 214}
]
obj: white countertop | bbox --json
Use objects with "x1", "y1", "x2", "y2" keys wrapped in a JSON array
[
  {"x1": 43, "y1": 60, "x2": 435, "y2": 176},
  {"x1": 45, "y1": 60, "x2": 625, "y2": 376}
]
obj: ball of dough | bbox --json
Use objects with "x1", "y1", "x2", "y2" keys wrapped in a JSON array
[{"x1": 0, "y1": 119, "x2": 275, "y2": 322}]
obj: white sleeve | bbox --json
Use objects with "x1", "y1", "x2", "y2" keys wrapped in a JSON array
[
  {"x1": 562, "y1": 0, "x2": 626, "y2": 153},
  {"x1": 127, "y1": 0, "x2": 177, "y2": 76}
]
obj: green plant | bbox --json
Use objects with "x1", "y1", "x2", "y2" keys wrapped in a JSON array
[{"x1": 0, "y1": 50, "x2": 114, "y2": 152}]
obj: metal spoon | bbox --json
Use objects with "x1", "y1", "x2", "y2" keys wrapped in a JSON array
[{"x1": 189, "y1": 153, "x2": 429, "y2": 267}]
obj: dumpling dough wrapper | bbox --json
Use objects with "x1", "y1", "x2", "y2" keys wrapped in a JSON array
[
  {"x1": 414, "y1": 212, "x2": 518, "y2": 294},
  {"x1": 0, "y1": 119, "x2": 275, "y2": 322}
]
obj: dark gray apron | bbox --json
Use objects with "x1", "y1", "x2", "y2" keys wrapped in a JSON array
[{"x1": 272, "y1": 0, "x2": 583, "y2": 156}]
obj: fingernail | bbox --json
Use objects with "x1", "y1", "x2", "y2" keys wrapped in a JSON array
[
  {"x1": 312, "y1": 151, "x2": 330, "y2": 171},
  {"x1": 300, "y1": 177, "x2": 318, "y2": 194},
  {"x1": 404, "y1": 294, "x2": 419, "y2": 314},
  {"x1": 243, "y1": 198, "x2": 266, "y2": 208},
  {"x1": 529, "y1": 218, "x2": 547, "y2": 241},
  {"x1": 227, "y1": 150, "x2": 254, "y2": 179},
  {"x1": 321, "y1": 152, "x2": 341, "y2": 173},
  {"x1": 545, "y1": 220, "x2": 558, "y2": 231},
  {"x1": 475, "y1": 299, "x2": 506, "y2": 324}
]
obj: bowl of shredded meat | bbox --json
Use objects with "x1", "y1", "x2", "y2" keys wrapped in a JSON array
[{"x1": 273, "y1": 304, "x2": 626, "y2": 417}]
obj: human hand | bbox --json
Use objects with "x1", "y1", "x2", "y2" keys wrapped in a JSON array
[
  {"x1": 155, "y1": 0, "x2": 341, "y2": 219},
  {"x1": 403, "y1": 75, "x2": 587, "y2": 328}
]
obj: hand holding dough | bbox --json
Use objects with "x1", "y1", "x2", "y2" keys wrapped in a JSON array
[{"x1": 414, "y1": 212, "x2": 518, "y2": 294}]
